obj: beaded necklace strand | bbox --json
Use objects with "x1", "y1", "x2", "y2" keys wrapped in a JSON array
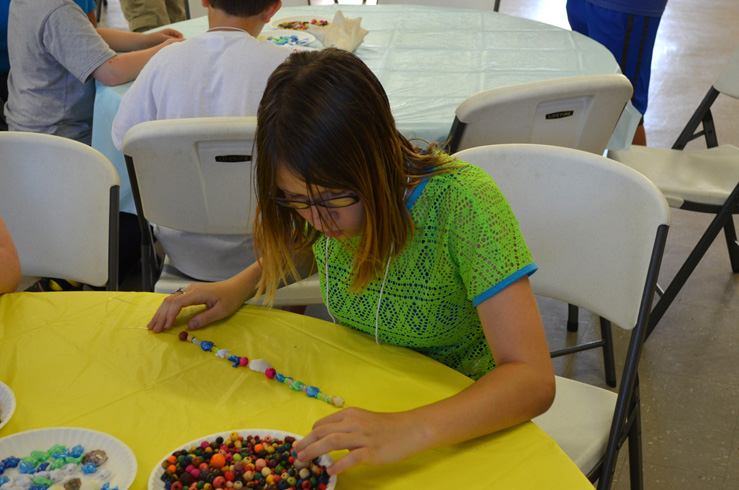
[{"x1": 178, "y1": 331, "x2": 345, "y2": 407}]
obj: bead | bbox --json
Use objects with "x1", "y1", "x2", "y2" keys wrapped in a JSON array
[
  {"x1": 209, "y1": 454, "x2": 226, "y2": 468},
  {"x1": 265, "y1": 368, "x2": 276, "y2": 379},
  {"x1": 249, "y1": 359, "x2": 272, "y2": 373},
  {"x1": 200, "y1": 341, "x2": 214, "y2": 352},
  {"x1": 171, "y1": 482, "x2": 184, "y2": 490},
  {"x1": 212, "y1": 476, "x2": 226, "y2": 488},
  {"x1": 178, "y1": 331, "x2": 188, "y2": 341},
  {"x1": 305, "y1": 386, "x2": 319, "y2": 398},
  {"x1": 239, "y1": 357, "x2": 249, "y2": 367}
]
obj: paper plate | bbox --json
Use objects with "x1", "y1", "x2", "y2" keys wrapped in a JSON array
[
  {"x1": 271, "y1": 15, "x2": 331, "y2": 31},
  {"x1": 290, "y1": 46, "x2": 320, "y2": 53},
  {"x1": 0, "y1": 380, "x2": 16, "y2": 431},
  {"x1": 0, "y1": 427, "x2": 137, "y2": 489},
  {"x1": 258, "y1": 29, "x2": 316, "y2": 47},
  {"x1": 148, "y1": 429, "x2": 336, "y2": 490}
]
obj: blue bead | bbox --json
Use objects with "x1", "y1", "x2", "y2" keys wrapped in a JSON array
[
  {"x1": 81, "y1": 462, "x2": 98, "y2": 474},
  {"x1": 200, "y1": 341, "x2": 214, "y2": 352},
  {"x1": 306, "y1": 386, "x2": 319, "y2": 398},
  {"x1": 228, "y1": 355, "x2": 240, "y2": 367},
  {"x1": 19, "y1": 461, "x2": 35, "y2": 474},
  {"x1": 71, "y1": 445, "x2": 84, "y2": 457},
  {"x1": 275, "y1": 373, "x2": 285, "y2": 382}
]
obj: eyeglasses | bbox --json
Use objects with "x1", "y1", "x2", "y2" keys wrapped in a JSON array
[{"x1": 274, "y1": 194, "x2": 360, "y2": 210}]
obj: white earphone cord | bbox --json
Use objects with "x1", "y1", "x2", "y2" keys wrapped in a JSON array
[{"x1": 324, "y1": 178, "x2": 410, "y2": 344}]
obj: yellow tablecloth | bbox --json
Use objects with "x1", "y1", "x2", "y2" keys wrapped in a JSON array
[{"x1": 0, "y1": 292, "x2": 592, "y2": 489}]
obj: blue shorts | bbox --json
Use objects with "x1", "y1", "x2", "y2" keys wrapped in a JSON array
[{"x1": 567, "y1": 0, "x2": 662, "y2": 116}]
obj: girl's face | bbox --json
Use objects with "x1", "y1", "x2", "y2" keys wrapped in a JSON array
[{"x1": 275, "y1": 164, "x2": 365, "y2": 240}]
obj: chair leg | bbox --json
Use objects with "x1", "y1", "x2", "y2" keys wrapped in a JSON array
[
  {"x1": 647, "y1": 182, "x2": 739, "y2": 339},
  {"x1": 567, "y1": 303, "x2": 579, "y2": 331},
  {"x1": 627, "y1": 388, "x2": 644, "y2": 490},
  {"x1": 600, "y1": 318, "x2": 617, "y2": 387},
  {"x1": 723, "y1": 217, "x2": 739, "y2": 273}
]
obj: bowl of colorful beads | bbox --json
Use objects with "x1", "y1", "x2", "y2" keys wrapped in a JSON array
[
  {"x1": 258, "y1": 29, "x2": 315, "y2": 47},
  {"x1": 0, "y1": 427, "x2": 136, "y2": 489},
  {"x1": 0, "y1": 380, "x2": 16, "y2": 431},
  {"x1": 270, "y1": 16, "x2": 331, "y2": 31},
  {"x1": 148, "y1": 429, "x2": 336, "y2": 490}
]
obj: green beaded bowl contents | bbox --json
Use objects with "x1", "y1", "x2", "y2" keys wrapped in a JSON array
[{"x1": 148, "y1": 429, "x2": 336, "y2": 490}]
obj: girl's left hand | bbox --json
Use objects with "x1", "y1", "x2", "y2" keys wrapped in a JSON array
[{"x1": 293, "y1": 407, "x2": 427, "y2": 475}]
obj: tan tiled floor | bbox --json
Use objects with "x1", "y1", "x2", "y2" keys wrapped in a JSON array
[{"x1": 97, "y1": 0, "x2": 739, "y2": 488}]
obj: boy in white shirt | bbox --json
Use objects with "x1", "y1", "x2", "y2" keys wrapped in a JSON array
[{"x1": 113, "y1": 0, "x2": 291, "y2": 283}]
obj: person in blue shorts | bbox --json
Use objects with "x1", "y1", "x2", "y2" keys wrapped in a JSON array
[{"x1": 567, "y1": 0, "x2": 668, "y2": 145}]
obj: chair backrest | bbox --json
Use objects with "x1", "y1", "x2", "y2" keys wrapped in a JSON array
[
  {"x1": 713, "y1": 45, "x2": 739, "y2": 99},
  {"x1": 122, "y1": 117, "x2": 258, "y2": 236},
  {"x1": 378, "y1": 0, "x2": 494, "y2": 9},
  {"x1": 447, "y1": 74, "x2": 633, "y2": 155},
  {"x1": 0, "y1": 132, "x2": 120, "y2": 288},
  {"x1": 454, "y1": 144, "x2": 670, "y2": 330}
]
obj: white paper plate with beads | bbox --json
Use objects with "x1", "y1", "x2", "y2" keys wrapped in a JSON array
[
  {"x1": 270, "y1": 15, "x2": 331, "y2": 31},
  {"x1": 258, "y1": 29, "x2": 315, "y2": 47},
  {"x1": 148, "y1": 429, "x2": 336, "y2": 490},
  {"x1": 0, "y1": 427, "x2": 137, "y2": 489},
  {"x1": 0, "y1": 380, "x2": 16, "y2": 431}
]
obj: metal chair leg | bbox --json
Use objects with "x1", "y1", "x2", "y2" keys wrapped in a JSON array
[
  {"x1": 723, "y1": 217, "x2": 739, "y2": 272},
  {"x1": 567, "y1": 303, "x2": 579, "y2": 331},
  {"x1": 627, "y1": 386, "x2": 644, "y2": 490},
  {"x1": 600, "y1": 318, "x2": 617, "y2": 387}
]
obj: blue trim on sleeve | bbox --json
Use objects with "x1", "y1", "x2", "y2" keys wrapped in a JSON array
[
  {"x1": 472, "y1": 263, "x2": 539, "y2": 307},
  {"x1": 406, "y1": 179, "x2": 429, "y2": 210}
]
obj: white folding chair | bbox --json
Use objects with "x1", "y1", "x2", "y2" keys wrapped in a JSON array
[
  {"x1": 447, "y1": 73, "x2": 633, "y2": 155},
  {"x1": 608, "y1": 46, "x2": 739, "y2": 338},
  {"x1": 122, "y1": 117, "x2": 323, "y2": 306},
  {"x1": 377, "y1": 0, "x2": 499, "y2": 10},
  {"x1": 449, "y1": 73, "x2": 634, "y2": 387},
  {"x1": 0, "y1": 132, "x2": 120, "y2": 290},
  {"x1": 455, "y1": 144, "x2": 670, "y2": 490}
]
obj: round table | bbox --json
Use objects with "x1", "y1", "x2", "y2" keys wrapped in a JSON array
[{"x1": 92, "y1": 4, "x2": 640, "y2": 213}]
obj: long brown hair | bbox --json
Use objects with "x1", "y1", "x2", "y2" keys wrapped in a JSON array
[{"x1": 253, "y1": 48, "x2": 455, "y2": 304}]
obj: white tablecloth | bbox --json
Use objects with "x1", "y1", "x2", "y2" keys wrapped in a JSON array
[{"x1": 92, "y1": 4, "x2": 640, "y2": 213}]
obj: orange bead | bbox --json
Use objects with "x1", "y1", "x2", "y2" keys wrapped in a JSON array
[
  {"x1": 210, "y1": 453, "x2": 227, "y2": 468},
  {"x1": 253, "y1": 444, "x2": 264, "y2": 453},
  {"x1": 167, "y1": 455, "x2": 178, "y2": 464},
  {"x1": 167, "y1": 464, "x2": 177, "y2": 473}
]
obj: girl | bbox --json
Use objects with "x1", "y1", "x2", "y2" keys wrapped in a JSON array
[{"x1": 149, "y1": 48, "x2": 555, "y2": 476}]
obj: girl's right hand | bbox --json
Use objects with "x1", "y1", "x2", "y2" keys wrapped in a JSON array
[{"x1": 147, "y1": 280, "x2": 247, "y2": 333}]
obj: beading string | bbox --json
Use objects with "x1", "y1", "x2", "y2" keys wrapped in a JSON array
[{"x1": 179, "y1": 332, "x2": 345, "y2": 408}]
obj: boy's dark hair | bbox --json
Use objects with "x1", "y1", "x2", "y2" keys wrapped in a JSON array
[{"x1": 208, "y1": 0, "x2": 280, "y2": 17}]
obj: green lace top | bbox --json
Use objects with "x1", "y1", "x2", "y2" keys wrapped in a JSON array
[{"x1": 313, "y1": 162, "x2": 537, "y2": 380}]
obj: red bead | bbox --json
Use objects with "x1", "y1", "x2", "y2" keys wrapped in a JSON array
[
  {"x1": 178, "y1": 331, "x2": 188, "y2": 341},
  {"x1": 265, "y1": 368, "x2": 276, "y2": 379}
]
